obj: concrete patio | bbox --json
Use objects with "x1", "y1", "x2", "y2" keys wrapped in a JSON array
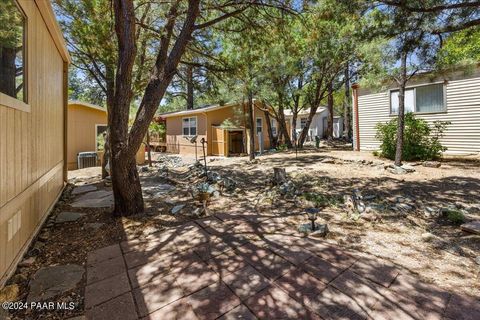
[{"x1": 84, "y1": 213, "x2": 479, "y2": 320}]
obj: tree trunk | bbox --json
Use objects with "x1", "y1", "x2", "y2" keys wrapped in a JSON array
[
  {"x1": 292, "y1": 112, "x2": 298, "y2": 143},
  {"x1": 264, "y1": 110, "x2": 277, "y2": 149},
  {"x1": 111, "y1": 155, "x2": 143, "y2": 216},
  {"x1": 276, "y1": 92, "x2": 292, "y2": 148},
  {"x1": 395, "y1": 51, "x2": 408, "y2": 166},
  {"x1": 186, "y1": 64, "x2": 194, "y2": 110},
  {"x1": 102, "y1": 128, "x2": 110, "y2": 179},
  {"x1": 343, "y1": 65, "x2": 351, "y2": 141},
  {"x1": 327, "y1": 81, "x2": 334, "y2": 140},
  {"x1": 146, "y1": 130, "x2": 152, "y2": 167},
  {"x1": 272, "y1": 167, "x2": 287, "y2": 185},
  {"x1": 247, "y1": 91, "x2": 255, "y2": 160},
  {"x1": 0, "y1": 47, "x2": 17, "y2": 97}
]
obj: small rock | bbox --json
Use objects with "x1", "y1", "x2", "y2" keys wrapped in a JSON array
[
  {"x1": 310, "y1": 224, "x2": 329, "y2": 238},
  {"x1": 401, "y1": 164, "x2": 416, "y2": 172},
  {"x1": 423, "y1": 161, "x2": 441, "y2": 168},
  {"x1": 424, "y1": 206, "x2": 437, "y2": 218},
  {"x1": 19, "y1": 256, "x2": 36, "y2": 267},
  {"x1": 55, "y1": 211, "x2": 85, "y2": 223},
  {"x1": 321, "y1": 158, "x2": 335, "y2": 164},
  {"x1": 421, "y1": 232, "x2": 435, "y2": 242},
  {"x1": 476, "y1": 256, "x2": 480, "y2": 265},
  {"x1": 11, "y1": 273, "x2": 27, "y2": 284},
  {"x1": 389, "y1": 165, "x2": 407, "y2": 175},
  {"x1": 0, "y1": 284, "x2": 19, "y2": 302},
  {"x1": 139, "y1": 166, "x2": 149, "y2": 172},
  {"x1": 85, "y1": 222, "x2": 105, "y2": 231},
  {"x1": 361, "y1": 212, "x2": 379, "y2": 222},
  {"x1": 357, "y1": 202, "x2": 366, "y2": 213},
  {"x1": 396, "y1": 196, "x2": 406, "y2": 203},
  {"x1": 171, "y1": 204, "x2": 185, "y2": 215},
  {"x1": 363, "y1": 194, "x2": 376, "y2": 201},
  {"x1": 393, "y1": 203, "x2": 413, "y2": 212},
  {"x1": 38, "y1": 232, "x2": 50, "y2": 241},
  {"x1": 461, "y1": 221, "x2": 480, "y2": 235}
]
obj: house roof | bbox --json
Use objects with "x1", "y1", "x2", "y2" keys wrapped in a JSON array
[
  {"x1": 158, "y1": 101, "x2": 250, "y2": 118},
  {"x1": 283, "y1": 107, "x2": 327, "y2": 117},
  {"x1": 68, "y1": 101, "x2": 107, "y2": 113}
]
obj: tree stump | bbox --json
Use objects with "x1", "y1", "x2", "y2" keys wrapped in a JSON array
[{"x1": 272, "y1": 167, "x2": 287, "y2": 185}]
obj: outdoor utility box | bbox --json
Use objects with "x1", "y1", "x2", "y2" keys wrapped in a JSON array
[{"x1": 77, "y1": 152, "x2": 98, "y2": 169}]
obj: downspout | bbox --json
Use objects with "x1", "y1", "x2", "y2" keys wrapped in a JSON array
[{"x1": 352, "y1": 83, "x2": 360, "y2": 151}]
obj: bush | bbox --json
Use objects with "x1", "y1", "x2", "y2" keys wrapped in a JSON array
[
  {"x1": 444, "y1": 209, "x2": 466, "y2": 225},
  {"x1": 277, "y1": 144, "x2": 288, "y2": 152},
  {"x1": 375, "y1": 113, "x2": 450, "y2": 161}
]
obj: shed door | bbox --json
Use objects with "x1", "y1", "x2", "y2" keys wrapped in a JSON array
[{"x1": 211, "y1": 126, "x2": 226, "y2": 156}]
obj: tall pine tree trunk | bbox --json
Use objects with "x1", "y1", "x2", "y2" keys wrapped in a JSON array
[
  {"x1": 395, "y1": 51, "x2": 408, "y2": 166},
  {"x1": 146, "y1": 130, "x2": 152, "y2": 167},
  {"x1": 247, "y1": 91, "x2": 255, "y2": 160},
  {"x1": 186, "y1": 64, "x2": 194, "y2": 110},
  {"x1": 343, "y1": 65, "x2": 351, "y2": 141},
  {"x1": 327, "y1": 81, "x2": 334, "y2": 140},
  {"x1": 264, "y1": 110, "x2": 277, "y2": 149}
]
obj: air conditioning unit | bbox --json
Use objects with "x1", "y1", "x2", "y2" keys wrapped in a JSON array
[{"x1": 77, "y1": 152, "x2": 98, "y2": 169}]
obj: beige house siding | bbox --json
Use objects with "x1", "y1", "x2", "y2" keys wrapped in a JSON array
[
  {"x1": 0, "y1": 1, "x2": 70, "y2": 286},
  {"x1": 354, "y1": 75, "x2": 480, "y2": 155}
]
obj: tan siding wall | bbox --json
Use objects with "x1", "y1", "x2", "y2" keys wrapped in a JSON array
[
  {"x1": 166, "y1": 114, "x2": 207, "y2": 155},
  {"x1": 356, "y1": 76, "x2": 480, "y2": 155},
  {"x1": 0, "y1": 1, "x2": 66, "y2": 285},
  {"x1": 67, "y1": 104, "x2": 107, "y2": 170}
]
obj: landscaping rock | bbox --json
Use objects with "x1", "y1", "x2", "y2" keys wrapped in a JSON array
[
  {"x1": 85, "y1": 222, "x2": 105, "y2": 231},
  {"x1": 421, "y1": 232, "x2": 435, "y2": 242},
  {"x1": 171, "y1": 204, "x2": 186, "y2": 215},
  {"x1": 220, "y1": 177, "x2": 237, "y2": 192},
  {"x1": 461, "y1": 221, "x2": 480, "y2": 235},
  {"x1": 424, "y1": 206, "x2": 437, "y2": 218},
  {"x1": 320, "y1": 158, "x2": 335, "y2": 164},
  {"x1": 401, "y1": 164, "x2": 416, "y2": 172},
  {"x1": 71, "y1": 190, "x2": 113, "y2": 208},
  {"x1": 143, "y1": 184, "x2": 175, "y2": 197},
  {"x1": 19, "y1": 257, "x2": 36, "y2": 267},
  {"x1": 389, "y1": 165, "x2": 407, "y2": 175},
  {"x1": 55, "y1": 211, "x2": 85, "y2": 223},
  {"x1": 0, "y1": 284, "x2": 19, "y2": 302},
  {"x1": 310, "y1": 224, "x2": 329, "y2": 238},
  {"x1": 27, "y1": 265, "x2": 84, "y2": 302},
  {"x1": 393, "y1": 203, "x2": 414, "y2": 213},
  {"x1": 423, "y1": 161, "x2": 441, "y2": 168},
  {"x1": 71, "y1": 184, "x2": 97, "y2": 195}
]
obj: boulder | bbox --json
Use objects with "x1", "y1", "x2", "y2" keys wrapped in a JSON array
[{"x1": 423, "y1": 161, "x2": 441, "y2": 168}]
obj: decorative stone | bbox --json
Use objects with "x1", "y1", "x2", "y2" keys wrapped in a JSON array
[
  {"x1": 72, "y1": 185, "x2": 97, "y2": 195},
  {"x1": 142, "y1": 184, "x2": 175, "y2": 197},
  {"x1": 19, "y1": 257, "x2": 36, "y2": 267},
  {"x1": 321, "y1": 158, "x2": 335, "y2": 164},
  {"x1": 71, "y1": 190, "x2": 113, "y2": 208},
  {"x1": 0, "y1": 284, "x2": 19, "y2": 302},
  {"x1": 171, "y1": 204, "x2": 185, "y2": 215},
  {"x1": 423, "y1": 161, "x2": 441, "y2": 168},
  {"x1": 55, "y1": 211, "x2": 85, "y2": 223},
  {"x1": 424, "y1": 206, "x2": 437, "y2": 218},
  {"x1": 476, "y1": 256, "x2": 480, "y2": 265},
  {"x1": 461, "y1": 221, "x2": 480, "y2": 235},
  {"x1": 310, "y1": 224, "x2": 329, "y2": 238},
  {"x1": 27, "y1": 265, "x2": 84, "y2": 302},
  {"x1": 401, "y1": 164, "x2": 416, "y2": 172},
  {"x1": 421, "y1": 232, "x2": 435, "y2": 242}
]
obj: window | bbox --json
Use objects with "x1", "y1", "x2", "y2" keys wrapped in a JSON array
[
  {"x1": 256, "y1": 117, "x2": 262, "y2": 134},
  {"x1": 390, "y1": 83, "x2": 445, "y2": 114},
  {"x1": 182, "y1": 117, "x2": 197, "y2": 136},
  {"x1": 300, "y1": 117, "x2": 307, "y2": 129},
  {"x1": 0, "y1": 0, "x2": 26, "y2": 102},
  {"x1": 96, "y1": 125, "x2": 108, "y2": 151},
  {"x1": 271, "y1": 119, "x2": 277, "y2": 137}
]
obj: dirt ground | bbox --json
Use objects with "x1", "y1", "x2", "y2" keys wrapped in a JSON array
[{"x1": 4, "y1": 144, "x2": 480, "y2": 319}]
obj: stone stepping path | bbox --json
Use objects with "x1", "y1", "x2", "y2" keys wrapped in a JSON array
[
  {"x1": 71, "y1": 190, "x2": 113, "y2": 208},
  {"x1": 84, "y1": 215, "x2": 480, "y2": 320},
  {"x1": 72, "y1": 185, "x2": 98, "y2": 195}
]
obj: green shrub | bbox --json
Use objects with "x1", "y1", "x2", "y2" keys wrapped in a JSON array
[
  {"x1": 445, "y1": 209, "x2": 466, "y2": 225},
  {"x1": 277, "y1": 144, "x2": 288, "y2": 152},
  {"x1": 375, "y1": 113, "x2": 450, "y2": 161}
]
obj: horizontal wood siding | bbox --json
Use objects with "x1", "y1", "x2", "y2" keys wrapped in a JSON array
[
  {"x1": 0, "y1": 1, "x2": 66, "y2": 286},
  {"x1": 356, "y1": 76, "x2": 480, "y2": 155}
]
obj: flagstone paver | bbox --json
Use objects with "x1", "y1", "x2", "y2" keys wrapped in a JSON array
[{"x1": 84, "y1": 213, "x2": 480, "y2": 320}]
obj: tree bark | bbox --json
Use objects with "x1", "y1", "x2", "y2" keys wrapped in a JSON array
[
  {"x1": 327, "y1": 81, "x2": 334, "y2": 140},
  {"x1": 276, "y1": 91, "x2": 292, "y2": 148},
  {"x1": 146, "y1": 130, "x2": 152, "y2": 167},
  {"x1": 186, "y1": 64, "x2": 194, "y2": 110},
  {"x1": 0, "y1": 47, "x2": 17, "y2": 97},
  {"x1": 264, "y1": 110, "x2": 277, "y2": 149},
  {"x1": 343, "y1": 65, "x2": 351, "y2": 141},
  {"x1": 247, "y1": 91, "x2": 255, "y2": 160},
  {"x1": 394, "y1": 51, "x2": 408, "y2": 166}
]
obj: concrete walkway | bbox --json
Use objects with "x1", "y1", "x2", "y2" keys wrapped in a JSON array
[{"x1": 84, "y1": 213, "x2": 479, "y2": 320}]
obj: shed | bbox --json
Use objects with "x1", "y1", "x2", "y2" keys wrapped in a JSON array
[{"x1": 67, "y1": 101, "x2": 145, "y2": 170}]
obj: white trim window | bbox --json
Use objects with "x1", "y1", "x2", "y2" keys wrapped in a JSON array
[
  {"x1": 390, "y1": 83, "x2": 445, "y2": 114},
  {"x1": 182, "y1": 116, "x2": 197, "y2": 136},
  {"x1": 256, "y1": 117, "x2": 263, "y2": 134},
  {"x1": 95, "y1": 124, "x2": 108, "y2": 151},
  {"x1": 270, "y1": 119, "x2": 277, "y2": 137}
]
